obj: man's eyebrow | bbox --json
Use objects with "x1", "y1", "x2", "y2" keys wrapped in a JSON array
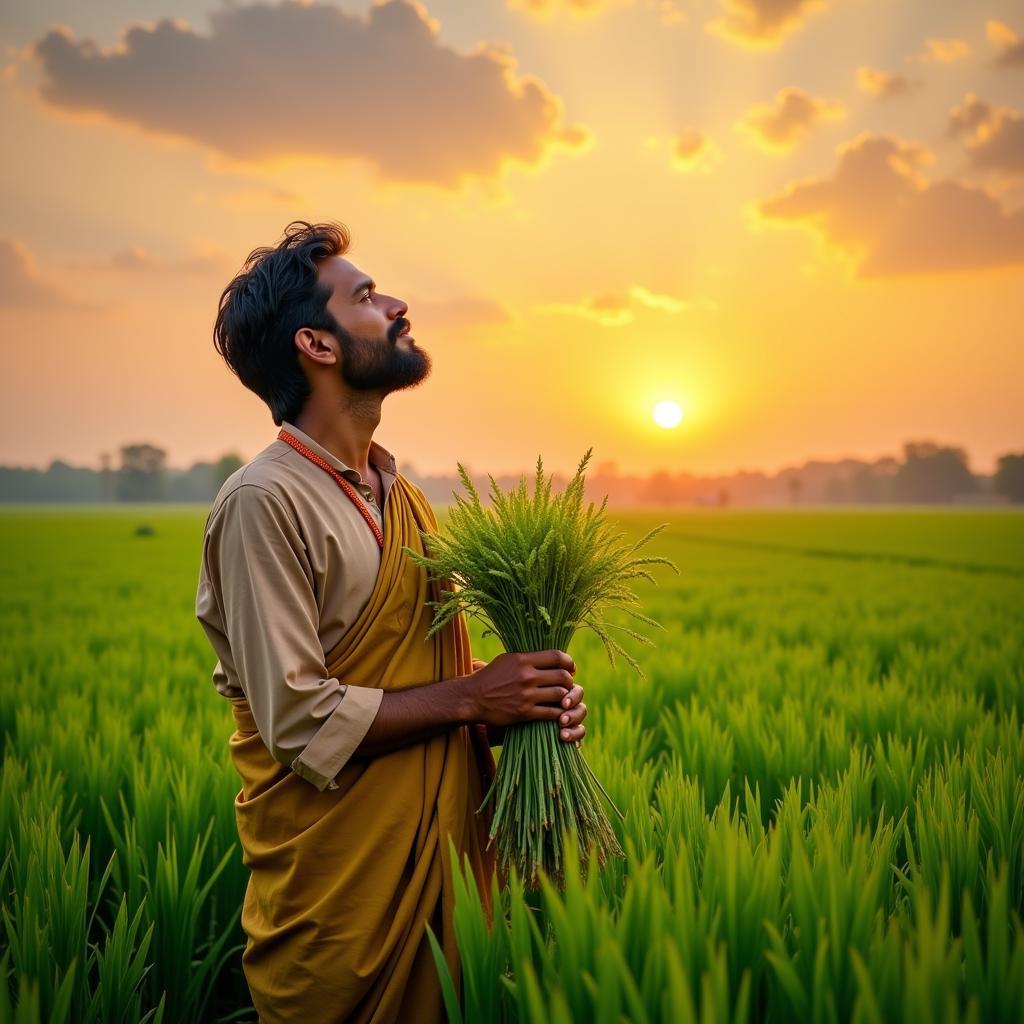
[{"x1": 350, "y1": 277, "x2": 374, "y2": 298}]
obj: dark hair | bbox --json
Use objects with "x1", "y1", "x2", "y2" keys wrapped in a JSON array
[{"x1": 213, "y1": 220, "x2": 351, "y2": 425}]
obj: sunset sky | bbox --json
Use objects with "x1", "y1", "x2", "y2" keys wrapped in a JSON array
[{"x1": 1, "y1": 0, "x2": 1022, "y2": 479}]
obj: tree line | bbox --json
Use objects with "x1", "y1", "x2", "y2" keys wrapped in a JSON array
[
  {"x1": 0, "y1": 440, "x2": 1022, "y2": 506},
  {"x1": 0, "y1": 444, "x2": 244, "y2": 504}
]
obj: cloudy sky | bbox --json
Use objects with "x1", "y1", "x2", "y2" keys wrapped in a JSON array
[{"x1": 1, "y1": 0, "x2": 1022, "y2": 477}]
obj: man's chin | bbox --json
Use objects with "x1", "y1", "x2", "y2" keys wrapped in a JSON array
[{"x1": 377, "y1": 365, "x2": 432, "y2": 394}]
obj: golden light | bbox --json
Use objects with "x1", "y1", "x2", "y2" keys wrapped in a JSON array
[{"x1": 652, "y1": 400, "x2": 684, "y2": 429}]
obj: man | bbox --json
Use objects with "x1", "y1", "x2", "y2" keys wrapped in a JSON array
[{"x1": 194, "y1": 221, "x2": 587, "y2": 1024}]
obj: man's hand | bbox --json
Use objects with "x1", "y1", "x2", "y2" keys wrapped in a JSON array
[{"x1": 468, "y1": 655, "x2": 589, "y2": 745}]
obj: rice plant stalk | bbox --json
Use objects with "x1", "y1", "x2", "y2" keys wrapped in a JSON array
[{"x1": 402, "y1": 448, "x2": 679, "y2": 888}]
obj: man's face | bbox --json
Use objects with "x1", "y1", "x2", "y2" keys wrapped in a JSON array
[{"x1": 314, "y1": 255, "x2": 430, "y2": 393}]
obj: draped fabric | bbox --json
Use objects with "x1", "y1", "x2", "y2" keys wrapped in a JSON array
[{"x1": 227, "y1": 473, "x2": 496, "y2": 1023}]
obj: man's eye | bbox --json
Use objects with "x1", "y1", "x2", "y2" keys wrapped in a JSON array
[{"x1": 361, "y1": 291, "x2": 372, "y2": 302}]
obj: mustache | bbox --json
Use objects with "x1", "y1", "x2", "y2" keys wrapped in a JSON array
[{"x1": 390, "y1": 318, "x2": 410, "y2": 341}]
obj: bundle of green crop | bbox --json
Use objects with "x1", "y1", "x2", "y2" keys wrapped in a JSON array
[{"x1": 403, "y1": 448, "x2": 679, "y2": 888}]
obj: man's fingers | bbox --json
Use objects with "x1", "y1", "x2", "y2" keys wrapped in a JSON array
[
  {"x1": 560, "y1": 684, "x2": 584, "y2": 709},
  {"x1": 536, "y1": 705, "x2": 566, "y2": 722},
  {"x1": 523, "y1": 649, "x2": 576, "y2": 674},
  {"x1": 532, "y1": 685, "x2": 570, "y2": 706},
  {"x1": 558, "y1": 703, "x2": 586, "y2": 728},
  {"x1": 559, "y1": 724, "x2": 586, "y2": 744}
]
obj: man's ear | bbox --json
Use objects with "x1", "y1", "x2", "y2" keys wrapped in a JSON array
[{"x1": 295, "y1": 327, "x2": 337, "y2": 366}]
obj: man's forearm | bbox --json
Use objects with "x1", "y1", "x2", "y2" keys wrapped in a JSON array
[{"x1": 351, "y1": 677, "x2": 475, "y2": 758}]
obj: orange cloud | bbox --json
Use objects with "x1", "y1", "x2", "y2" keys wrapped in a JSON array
[
  {"x1": 535, "y1": 292, "x2": 635, "y2": 326},
  {"x1": 668, "y1": 128, "x2": 721, "y2": 172},
  {"x1": 946, "y1": 94, "x2": 996, "y2": 138},
  {"x1": 947, "y1": 94, "x2": 1024, "y2": 179},
  {"x1": 706, "y1": 0, "x2": 827, "y2": 49},
  {"x1": 630, "y1": 285, "x2": 717, "y2": 313},
  {"x1": 736, "y1": 87, "x2": 844, "y2": 153},
  {"x1": 534, "y1": 283, "x2": 710, "y2": 325},
  {"x1": 917, "y1": 37, "x2": 970, "y2": 63},
  {"x1": 507, "y1": 0, "x2": 623, "y2": 15},
  {"x1": 0, "y1": 238, "x2": 92, "y2": 310},
  {"x1": 753, "y1": 132, "x2": 1024, "y2": 276},
  {"x1": 986, "y1": 19, "x2": 1024, "y2": 68},
  {"x1": 628, "y1": 286, "x2": 688, "y2": 313},
  {"x1": 31, "y1": 0, "x2": 587, "y2": 189},
  {"x1": 653, "y1": 1, "x2": 688, "y2": 26},
  {"x1": 71, "y1": 246, "x2": 230, "y2": 276},
  {"x1": 855, "y1": 67, "x2": 918, "y2": 100},
  {"x1": 506, "y1": 0, "x2": 686, "y2": 22}
]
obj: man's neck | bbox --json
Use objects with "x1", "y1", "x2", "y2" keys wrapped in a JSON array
[{"x1": 292, "y1": 395, "x2": 381, "y2": 480}]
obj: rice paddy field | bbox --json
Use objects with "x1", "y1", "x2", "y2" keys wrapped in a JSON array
[{"x1": 1, "y1": 505, "x2": 1022, "y2": 1023}]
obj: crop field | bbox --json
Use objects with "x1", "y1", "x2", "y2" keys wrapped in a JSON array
[{"x1": 1, "y1": 506, "x2": 1022, "y2": 1023}]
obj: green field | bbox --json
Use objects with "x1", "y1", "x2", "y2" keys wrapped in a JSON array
[{"x1": 1, "y1": 507, "x2": 1022, "y2": 1022}]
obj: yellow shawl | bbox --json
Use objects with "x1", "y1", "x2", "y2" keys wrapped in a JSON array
[{"x1": 227, "y1": 474, "x2": 496, "y2": 1024}]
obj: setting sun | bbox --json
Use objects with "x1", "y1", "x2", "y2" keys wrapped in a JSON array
[{"x1": 653, "y1": 400, "x2": 684, "y2": 429}]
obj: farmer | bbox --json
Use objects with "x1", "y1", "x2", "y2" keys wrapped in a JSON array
[{"x1": 194, "y1": 220, "x2": 587, "y2": 1024}]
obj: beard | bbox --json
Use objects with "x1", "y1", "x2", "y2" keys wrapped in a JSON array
[{"x1": 333, "y1": 318, "x2": 431, "y2": 393}]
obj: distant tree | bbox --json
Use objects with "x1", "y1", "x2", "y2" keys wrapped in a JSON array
[
  {"x1": 893, "y1": 441, "x2": 976, "y2": 503},
  {"x1": 641, "y1": 470, "x2": 677, "y2": 506},
  {"x1": 787, "y1": 476, "x2": 803, "y2": 506},
  {"x1": 214, "y1": 452, "x2": 245, "y2": 490},
  {"x1": 823, "y1": 477, "x2": 847, "y2": 503},
  {"x1": 994, "y1": 453, "x2": 1024, "y2": 503},
  {"x1": 0, "y1": 463, "x2": 100, "y2": 502},
  {"x1": 99, "y1": 451, "x2": 115, "y2": 502},
  {"x1": 115, "y1": 443, "x2": 167, "y2": 502},
  {"x1": 845, "y1": 464, "x2": 894, "y2": 503},
  {"x1": 717, "y1": 487, "x2": 730, "y2": 507},
  {"x1": 165, "y1": 463, "x2": 217, "y2": 501}
]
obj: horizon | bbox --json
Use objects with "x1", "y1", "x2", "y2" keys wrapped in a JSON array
[{"x1": 2, "y1": 433, "x2": 1012, "y2": 481}]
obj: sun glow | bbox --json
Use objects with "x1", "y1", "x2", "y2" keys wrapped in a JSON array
[{"x1": 652, "y1": 400, "x2": 684, "y2": 429}]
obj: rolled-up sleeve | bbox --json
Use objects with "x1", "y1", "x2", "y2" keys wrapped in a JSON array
[{"x1": 201, "y1": 483, "x2": 383, "y2": 791}]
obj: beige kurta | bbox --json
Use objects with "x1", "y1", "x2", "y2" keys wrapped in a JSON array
[{"x1": 195, "y1": 420, "x2": 404, "y2": 789}]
